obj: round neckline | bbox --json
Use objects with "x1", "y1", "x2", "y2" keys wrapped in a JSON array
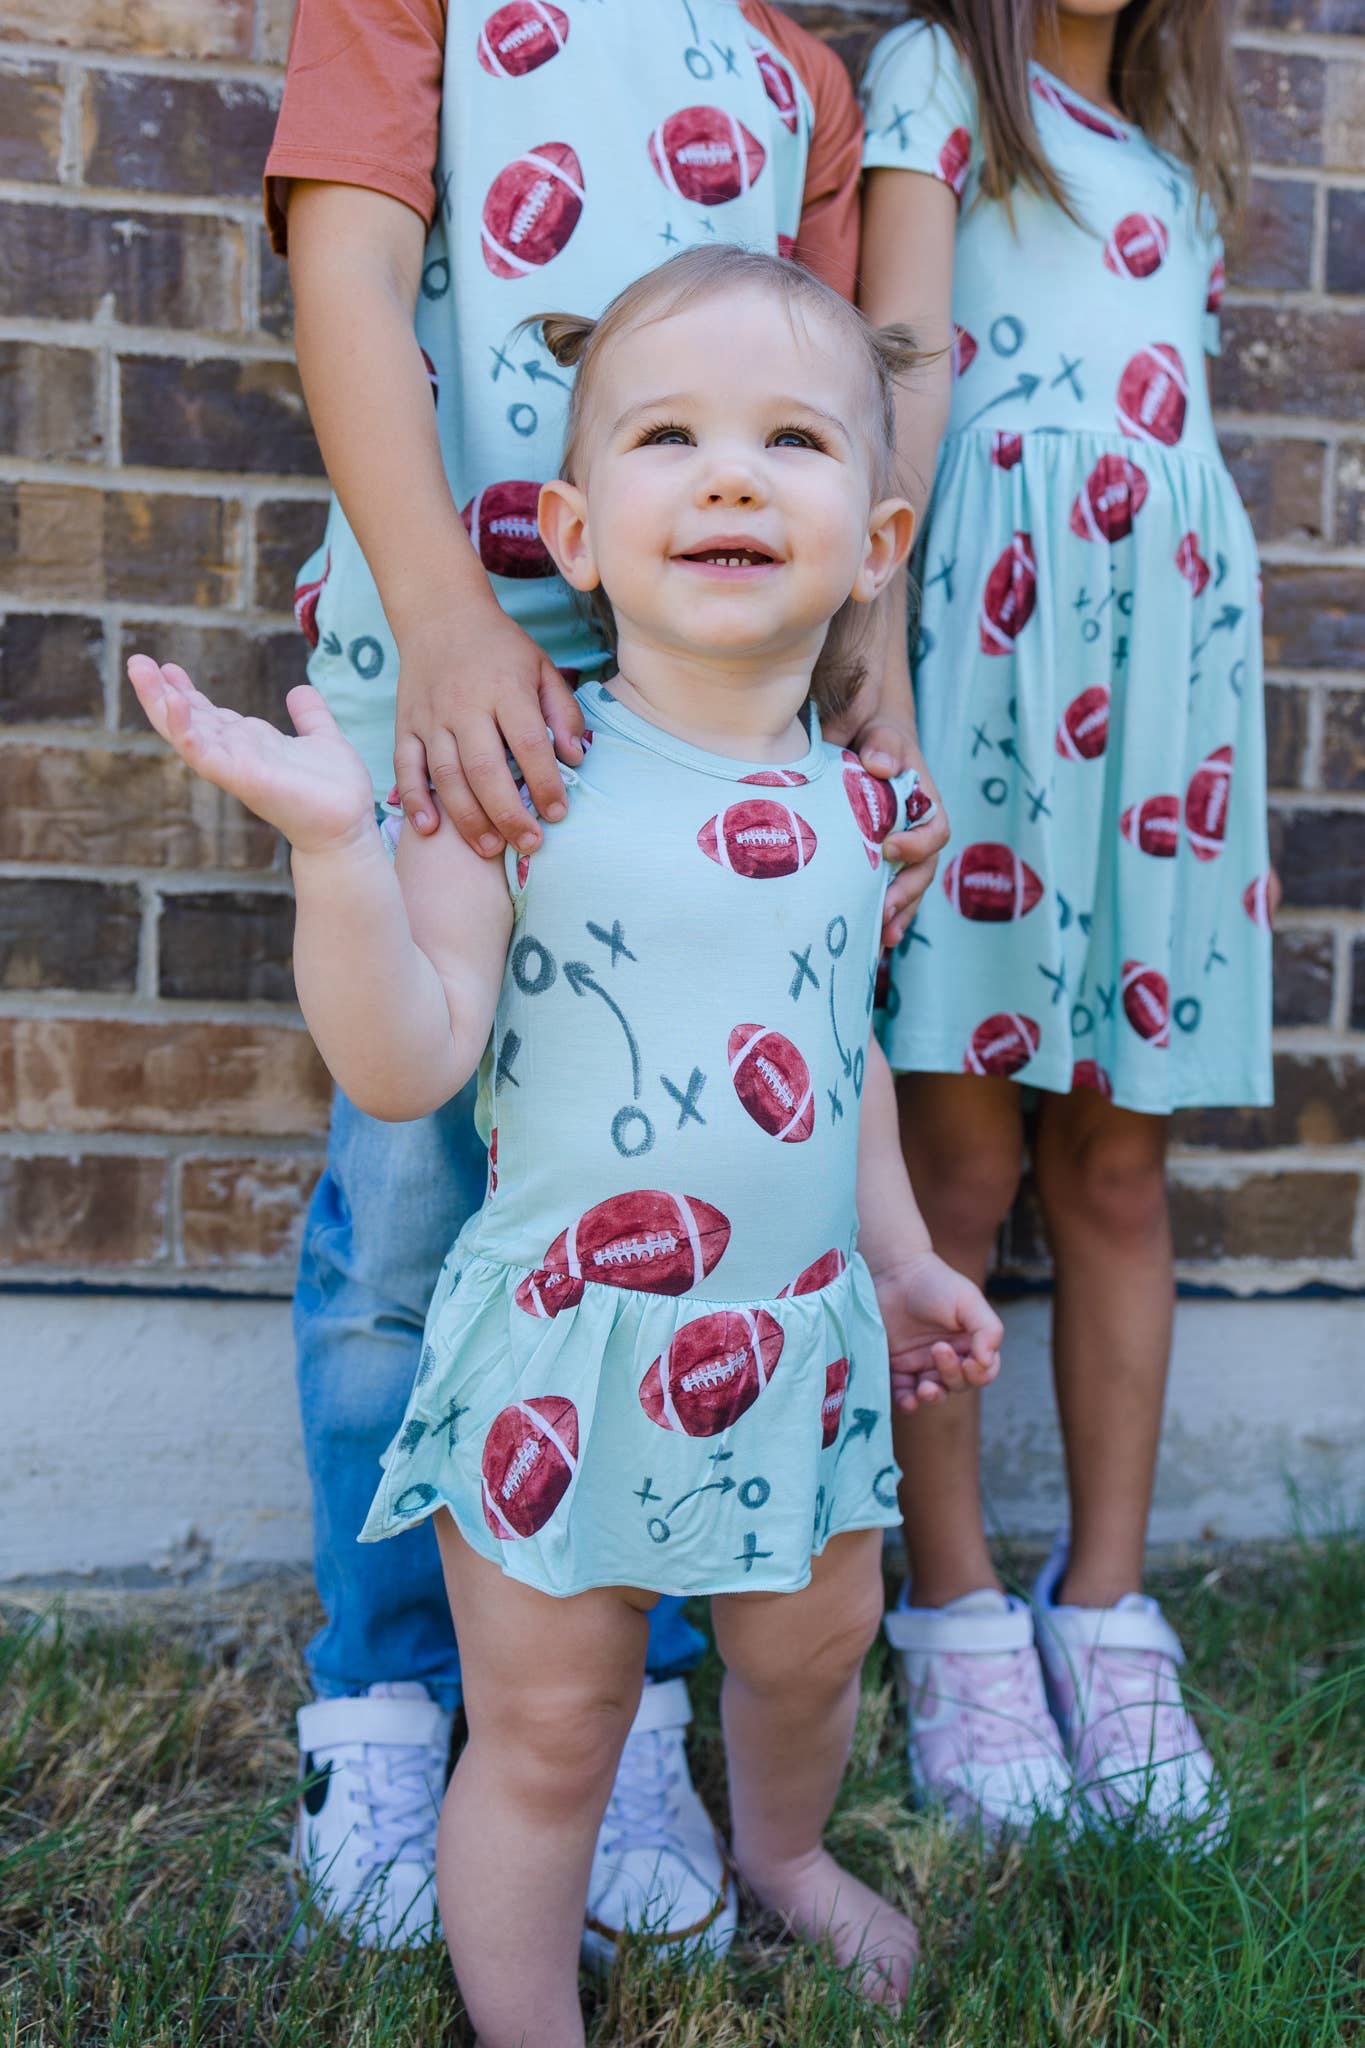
[
  {"x1": 1030, "y1": 59, "x2": 1136, "y2": 136},
  {"x1": 577, "y1": 677, "x2": 828, "y2": 784}
]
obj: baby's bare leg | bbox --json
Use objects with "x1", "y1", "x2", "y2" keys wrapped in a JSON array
[
  {"x1": 713, "y1": 1529, "x2": 918, "y2": 2006},
  {"x1": 433, "y1": 1513, "x2": 651, "y2": 2048}
]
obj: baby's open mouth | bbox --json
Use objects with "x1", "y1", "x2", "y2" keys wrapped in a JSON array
[{"x1": 678, "y1": 547, "x2": 778, "y2": 568}]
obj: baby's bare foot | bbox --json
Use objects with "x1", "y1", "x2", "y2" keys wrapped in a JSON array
[{"x1": 737, "y1": 1846, "x2": 919, "y2": 2007}]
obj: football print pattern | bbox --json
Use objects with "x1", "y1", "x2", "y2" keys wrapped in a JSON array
[
  {"x1": 942, "y1": 842, "x2": 1044, "y2": 921},
  {"x1": 481, "y1": 1396, "x2": 578, "y2": 1539},
  {"x1": 1175, "y1": 531, "x2": 1211, "y2": 595},
  {"x1": 841, "y1": 750, "x2": 899, "y2": 866},
  {"x1": 1121, "y1": 960, "x2": 1170, "y2": 1046},
  {"x1": 1103, "y1": 213, "x2": 1168, "y2": 279},
  {"x1": 699, "y1": 798, "x2": 816, "y2": 877},
  {"x1": 477, "y1": 2, "x2": 570, "y2": 77},
  {"x1": 979, "y1": 533, "x2": 1037, "y2": 654},
  {"x1": 1119, "y1": 793, "x2": 1179, "y2": 857},
  {"x1": 728, "y1": 1024, "x2": 815, "y2": 1143},
  {"x1": 1185, "y1": 745, "x2": 1233, "y2": 860},
  {"x1": 779, "y1": 1248, "x2": 847, "y2": 1298},
  {"x1": 937, "y1": 125, "x2": 971, "y2": 198},
  {"x1": 1070, "y1": 455, "x2": 1148, "y2": 543},
  {"x1": 753, "y1": 46, "x2": 798, "y2": 133},
  {"x1": 1031, "y1": 73, "x2": 1129, "y2": 141},
  {"x1": 821, "y1": 1358, "x2": 850, "y2": 1448},
  {"x1": 638, "y1": 1308, "x2": 784, "y2": 1436},
  {"x1": 1117, "y1": 343, "x2": 1188, "y2": 446},
  {"x1": 521, "y1": 1191, "x2": 732, "y2": 1314},
  {"x1": 964, "y1": 1013, "x2": 1041, "y2": 1077},
  {"x1": 293, "y1": 550, "x2": 329, "y2": 649},
  {"x1": 481, "y1": 141, "x2": 584, "y2": 277},
  {"x1": 649, "y1": 107, "x2": 766, "y2": 204},
  {"x1": 1055, "y1": 686, "x2": 1110, "y2": 762},
  {"x1": 461, "y1": 481, "x2": 555, "y2": 578}
]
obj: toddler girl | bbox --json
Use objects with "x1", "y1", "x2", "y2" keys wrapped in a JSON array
[
  {"x1": 129, "y1": 245, "x2": 1002, "y2": 2046},
  {"x1": 859, "y1": 1, "x2": 1268, "y2": 1839}
]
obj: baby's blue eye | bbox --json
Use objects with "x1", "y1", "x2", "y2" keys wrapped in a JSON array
[
  {"x1": 771, "y1": 427, "x2": 823, "y2": 450},
  {"x1": 641, "y1": 423, "x2": 692, "y2": 446}
]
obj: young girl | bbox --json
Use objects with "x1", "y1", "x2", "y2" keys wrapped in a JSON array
[
  {"x1": 129, "y1": 247, "x2": 1003, "y2": 2044},
  {"x1": 858, "y1": 2, "x2": 1269, "y2": 1839}
]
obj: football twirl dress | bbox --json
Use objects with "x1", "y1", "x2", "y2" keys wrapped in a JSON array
[
  {"x1": 863, "y1": 23, "x2": 1272, "y2": 1113},
  {"x1": 361, "y1": 686, "x2": 919, "y2": 1597}
]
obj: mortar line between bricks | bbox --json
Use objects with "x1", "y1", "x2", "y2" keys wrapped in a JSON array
[
  {"x1": 1329, "y1": 927, "x2": 1355, "y2": 1037},
  {"x1": 0, "y1": 863, "x2": 294, "y2": 892},
  {"x1": 0, "y1": 42, "x2": 286, "y2": 86},
  {"x1": 1213, "y1": 412, "x2": 1365, "y2": 440},
  {"x1": 1321, "y1": 437, "x2": 1338, "y2": 547},
  {"x1": 0, "y1": 458, "x2": 323, "y2": 496},
  {"x1": 137, "y1": 877, "x2": 160, "y2": 1003},
  {"x1": 0, "y1": 599, "x2": 319, "y2": 631},
  {"x1": 0, "y1": 1133, "x2": 325, "y2": 1161},
  {"x1": 0, "y1": 994, "x2": 314, "y2": 1027},
  {"x1": 0, "y1": 178, "x2": 271, "y2": 221},
  {"x1": 1311, "y1": 177, "x2": 1328, "y2": 299},
  {"x1": 56, "y1": 63, "x2": 83, "y2": 187},
  {"x1": 1304, "y1": 682, "x2": 1327, "y2": 788},
  {"x1": 1224, "y1": 288, "x2": 1365, "y2": 315},
  {"x1": 1234, "y1": 27, "x2": 1365, "y2": 55},
  {"x1": 1245, "y1": 164, "x2": 1365, "y2": 192}
]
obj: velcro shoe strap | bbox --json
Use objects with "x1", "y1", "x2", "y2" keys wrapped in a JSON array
[
  {"x1": 297, "y1": 1696, "x2": 451, "y2": 1754},
  {"x1": 883, "y1": 1601, "x2": 1034, "y2": 1658},
  {"x1": 1043, "y1": 1606, "x2": 1185, "y2": 1666},
  {"x1": 629, "y1": 1676, "x2": 693, "y2": 1736}
]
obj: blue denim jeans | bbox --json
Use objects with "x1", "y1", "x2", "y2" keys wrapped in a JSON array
[{"x1": 294, "y1": 1089, "x2": 707, "y2": 1708}]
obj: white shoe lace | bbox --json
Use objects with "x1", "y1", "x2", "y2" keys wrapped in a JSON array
[
  {"x1": 600, "y1": 1729, "x2": 686, "y2": 1857},
  {"x1": 350, "y1": 1742, "x2": 442, "y2": 1879}
]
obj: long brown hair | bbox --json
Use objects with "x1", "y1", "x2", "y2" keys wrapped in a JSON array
[
  {"x1": 534, "y1": 246, "x2": 927, "y2": 721},
  {"x1": 908, "y1": 0, "x2": 1246, "y2": 229}
]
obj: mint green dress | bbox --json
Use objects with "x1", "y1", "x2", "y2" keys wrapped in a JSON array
[
  {"x1": 863, "y1": 24, "x2": 1272, "y2": 1113},
  {"x1": 361, "y1": 684, "x2": 920, "y2": 1598}
]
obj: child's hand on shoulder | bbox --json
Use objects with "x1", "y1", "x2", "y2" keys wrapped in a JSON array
[
  {"x1": 869, "y1": 1250, "x2": 1003, "y2": 1412},
  {"x1": 127, "y1": 656, "x2": 374, "y2": 858},
  {"x1": 393, "y1": 605, "x2": 584, "y2": 859}
]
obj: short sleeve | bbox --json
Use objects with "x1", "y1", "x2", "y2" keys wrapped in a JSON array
[
  {"x1": 262, "y1": 0, "x2": 446, "y2": 255},
  {"x1": 1203, "y1": 228, "x2": 1225, "y2": 358},
  {"x1": 861, "y1": 20, "x2": 979, "y2": 205}
]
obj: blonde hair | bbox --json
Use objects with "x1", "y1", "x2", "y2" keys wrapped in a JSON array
[{"x1": 533, "y1": 246, "x2": 925, "y2": 722}]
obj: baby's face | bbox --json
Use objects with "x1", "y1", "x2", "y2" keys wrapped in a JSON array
[{"x1": 562, "y1": 287, "x2": 892, "y2": 667}]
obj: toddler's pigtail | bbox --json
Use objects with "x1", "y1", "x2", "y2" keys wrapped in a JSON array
[
  {"x1": 871, "y1": 320, "x2": 933, "y2": 383},
  {"x1": 536, "y1": 311, "x2": 598, "y2": 369}
]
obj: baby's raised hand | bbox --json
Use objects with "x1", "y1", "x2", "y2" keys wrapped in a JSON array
[
  {"x1": 871, "y1": 1251, "x2": 1003, "y2": 1413},
  {"x1": 127, "y1": 657, "x2": 374, "y2": 857}
]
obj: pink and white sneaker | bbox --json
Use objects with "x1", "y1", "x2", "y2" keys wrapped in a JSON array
[
  {"x1": 885, "y1": 1589, "x2": 1074, "y2": 1836},
  {"x1": 1032, "y1": 1537, "x2": 1228, "y2": 1845}
]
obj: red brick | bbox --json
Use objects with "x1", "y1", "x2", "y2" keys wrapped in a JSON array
[
  {"x1": 3, "y1": 1017, "x2": 330, "y2": 1137},
  {"x1": 83, "y1": 71, "x2": 278, "y2": 200},
  {"x1": 157, "y1": 888, "x2": 295, "y2": 1002},
  {"x1": 1235, "y1": 48, "x2": 1324, "y2": 168},
  {"x1": 0, "y1": 745, "x2": 277, "y2": 870},
  {"x1": 0, "y1": 60, "x2": 63, "y2": 182},
  {"x1": 255, "y1": 499, "x2": 329, "y2": 614},
  {"x1": 0, "y1": 878, "x2": 140, "y2": 992},
  {"x1": 1175, "y1": 1053, "x2": 1365, "y2": 1148},
  {"x1": 1217, "y1": 435, "x2": 1324, "y2": 547},
  {"x1": 0, "y1": 200, "x2": 244, "y2": 333},
  {"x1": 1273, "y1": 927, "x2": 1336, "y2": 1026},
  {"x1": 119, "y1": 355, "x2": 322, "y2": 477},
  {"x1": 0, "y1": 0, "x2": 253, "y2": 58},
  {"x1": 1168, "y1": 1171, "x2": 1359, "y2": 1261},
  {"x1": 0, "y1": 612, "x2": 104, "y2": 726},
  {"x1": 1334, "y1": 441, "x2": 1365, "y2": 545},
  {"x1": 257, "y1": 227, "x2": 293, "y2": 342},
  {"x1": 1275, "y1": 806, "x2": 1365, "y2": 910},
  {"x1": 1214, "y1": 308, "x2": 1365, "y2": 422},
  {"x1": 0, "y1": 1153, "x2": 167, "y2": 1265},
  {"x1": 0, "y1": 342, "x2": 100, "y2": 464},
  {"x1": 1265, "y1": 681, "x2": 1309, "y2": 790},
  {"x1": 118, "y1": 622, "x2": 300, "y2": 729},
  {"x1": 1326, "y1": 189, "x2": 1365, "y2": 293},
  {"x1": 0, "y1": 482, "x2": 242, "y2": 608},
  {"x1": 1263, "y1": 567, "x2": 1365, "y2": 671},
  {"x1": 179, "y1": 1152, "x2": 322, "y2": 1266},
  {"x1": 1321, "y1": 691, "x2": 1365, "y2": 791},
  {"x1": 1241, "y1": 176, "x2": 1316, "y2": 291}
]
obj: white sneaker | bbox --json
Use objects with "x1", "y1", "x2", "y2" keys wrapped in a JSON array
[
  {"x1": 885, "y1": 1589, "x2": 1074, "y2": 1836},
  {"x1": 583, "y1": 1677, "x2": 735, "y2": 1971},
  {"x1": 1033, "y1": 1536, "x2": 1229, "y2": 1846},
  {"x1": 291, "y1": 1681, "x2": 452, "y2": 1949}
]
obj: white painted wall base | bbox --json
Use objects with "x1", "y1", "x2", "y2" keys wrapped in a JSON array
[{"x1": 3, "y1": 1292, "x2": 1361, "y2": 1582}]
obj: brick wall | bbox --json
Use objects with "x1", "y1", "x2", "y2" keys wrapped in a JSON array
[{"x1": 0, "y1": 0, "x2": 1360, "y2": 1297}]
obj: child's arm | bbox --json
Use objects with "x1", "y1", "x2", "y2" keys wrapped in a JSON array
[
  {"x1": 285, "y1": 181, "x2": 583, "y2": 857},
  {"x1": 857, "y1": 1036, "x2": 1003, "y2": 1410},
  {"x1": 127, "y1": 657, "x2": 510, "y2": 1121},
  {"x1": 842, "y1": 166, "x2": 962, "y2": 944}
]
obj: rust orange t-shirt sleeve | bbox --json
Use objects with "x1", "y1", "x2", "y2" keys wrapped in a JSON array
[
  {"x1": 742, "y1": 3, "x2": 864, "y2": 302},
  {"x1": 263, "y1": 0, "x2": 447, "y2": 255}
]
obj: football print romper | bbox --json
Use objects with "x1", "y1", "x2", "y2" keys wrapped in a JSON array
[
  {"x1": 289, "y1": 0, "x2": 827, "y2": 799},
  {"x1": 863, "y1": 24, "x2": 1273, "y2": 1113},
  {"x1": 360, "y1": 684, "x2": 919, "y2": 1598}
]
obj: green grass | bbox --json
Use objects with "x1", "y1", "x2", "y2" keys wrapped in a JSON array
[{"x1": 2, "y1": 1535, "x2": 1362, "y2": 2046}]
